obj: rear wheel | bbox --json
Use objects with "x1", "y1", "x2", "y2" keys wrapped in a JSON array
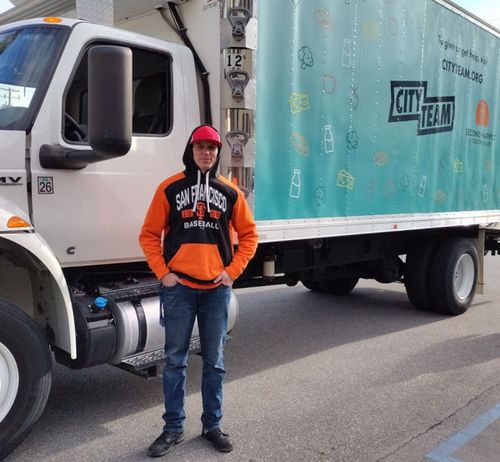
[
  {"x1": 405, "y1": 241, "x2": 437, "y2": 311},
  {"x1": 302, "y1": 277, "x2": 359, "y2": 295},
  {"x1": 301, "y1": 279, "x2": 321, "y2": 291},
  {"x1": 0, "y1": 300, "x2": 52, "y2": 459},
  {"x1": 428, "y1": 238, "x2": 478, "y2": 315},
  {"x1": 317, "y1": 277, "x2": 359, "y2": 295}
]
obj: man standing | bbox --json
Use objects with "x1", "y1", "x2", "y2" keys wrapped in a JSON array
[{"x1": 139, "y1": 125, "x2": 258, "y2": 457}]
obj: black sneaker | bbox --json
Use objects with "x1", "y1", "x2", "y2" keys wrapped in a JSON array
[
  {"x1": 148, "y1": 431, "x2": 184, "y2": 457},
  {"x1": 202, "y1": 428, "x2": 233, "y2": 453}
]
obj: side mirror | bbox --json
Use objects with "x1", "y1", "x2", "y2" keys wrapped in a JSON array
[{"x1": 88, "y1": 45, "x2": 132, "y2": 157}]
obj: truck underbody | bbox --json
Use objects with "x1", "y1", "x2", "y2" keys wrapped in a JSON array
[{"x1": 53, "y1": 224, "x2": 500, "y2": 377}]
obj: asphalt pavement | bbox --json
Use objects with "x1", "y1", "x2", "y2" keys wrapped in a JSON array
[{"x1": 5, "y1": 257, "x2": 500, "y2": 462}]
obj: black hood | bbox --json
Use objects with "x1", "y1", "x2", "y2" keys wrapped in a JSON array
[{"x1": 182, "y1": 125, "x2": 222, "y2": 177}]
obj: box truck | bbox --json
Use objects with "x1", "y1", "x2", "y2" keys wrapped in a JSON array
[{"x1": 1, "y1": 0, "x2": 500, "y2": 457}]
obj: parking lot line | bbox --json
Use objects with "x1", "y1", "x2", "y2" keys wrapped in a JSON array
[{"x1": 426, "y1": 403, "x2": 500, "y2": 462}]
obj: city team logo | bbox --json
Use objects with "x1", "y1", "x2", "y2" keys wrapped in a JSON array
[
  {"x1": 476, "y1": 99, "x2": 489, "y2": 127},
  {"x1": 388, "y1": 81, "x2": 455, "y2": 135}
]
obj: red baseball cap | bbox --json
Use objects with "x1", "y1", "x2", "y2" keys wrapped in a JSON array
[{"x1": 190, "y1": 125, "x2": 222, "y2": 147}]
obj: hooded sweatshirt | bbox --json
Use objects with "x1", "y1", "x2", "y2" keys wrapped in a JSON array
[{"x1": 139, "y1": 128, "x2": 258, "y2": 289}]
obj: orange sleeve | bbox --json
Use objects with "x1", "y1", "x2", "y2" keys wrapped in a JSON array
[
  {"x1": 139, "y1": 182, "x2": 171, "y2": 280},
  {"x1": 225, "y1": 188, "x2": 259, "y2": 281}
]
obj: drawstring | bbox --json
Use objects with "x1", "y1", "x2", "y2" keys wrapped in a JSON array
[
  {"x1": 192, "y1": 170, "x2": 201, "y2": 212},
  {"x1": 191, "y1": 169, "x2": 211, "y2": 212},
  {"x1": 205, "y1": 173, "x2": 211, "y2": 212}
]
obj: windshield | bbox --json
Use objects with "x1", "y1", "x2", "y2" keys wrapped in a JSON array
[{"x1": 0, "y1": 25, "x2": 68, "y2": 130}]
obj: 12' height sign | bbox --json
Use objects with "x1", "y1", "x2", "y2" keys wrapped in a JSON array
[{"x1": 388, "y1": 81, "x2": 455, "y2": 135}]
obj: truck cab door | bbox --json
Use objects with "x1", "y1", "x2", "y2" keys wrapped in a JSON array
[{"x1": 29, "y1": 28, "x2": 194, "y2": 266}]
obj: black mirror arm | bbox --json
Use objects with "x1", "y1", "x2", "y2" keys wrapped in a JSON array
[{"x1": 39, "y1": 144, "x2": 124, "y2": 170}]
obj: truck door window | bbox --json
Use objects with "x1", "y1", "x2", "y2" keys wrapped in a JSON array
[
  {"x1": 0, "y1": 26, "x2": 67, "y2": 130},
  {"x1": 64, "y1": 46, "x2": 171, "y2": 143}
]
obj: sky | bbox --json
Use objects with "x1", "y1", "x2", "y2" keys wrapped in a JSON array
[
  {"x1": 0, "y1": 0, "x2": 498, "y2": 28},
  {"x1": 454, "y1": 0, "x2": 500, "y2": 28}
]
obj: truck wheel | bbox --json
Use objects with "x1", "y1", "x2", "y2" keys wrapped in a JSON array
[
  {"x1": 405, "y1": 241, "x2": 437, "y2": 311},
  {"x1": 0, "y1": 300, "x2": 52, "y2": 459},
  {"x1": 428, "y1": 238, "x2": 478, "y2": 315},
  {"x1": 301, "y1": 279, "x2": 321, "y2": 291},
  {"x1": 317, "y1": 277, "x2": 359, "y2": 295}
]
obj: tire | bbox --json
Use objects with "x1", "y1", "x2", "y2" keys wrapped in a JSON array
[
  {"x1": 0, "y1": 300, "x2": 52, "y2": 459},
  {"x1": 428, "y1": 238, "x2": 478, "y2": 315},
  {"x1": 317, "y1": 277, "x2": 359, "y2": 296},
  {"x1": 301, "y1": 279, "x2": 321, "y2": 291},
  {"x1": 405, "y1": 241, "x2": 437, "y2": 311}
]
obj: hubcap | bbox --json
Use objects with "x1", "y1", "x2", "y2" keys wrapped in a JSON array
[
  {"x1": 0, "y1": 341, "x2": 19, "y2": 423},
  {"x1": 453, "y1": 254, "x2": 475, "y2": 301}
]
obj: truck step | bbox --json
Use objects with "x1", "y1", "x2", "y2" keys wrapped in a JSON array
[{"x1": 117, "y1": 336, "x2": 202, "y2": 378}]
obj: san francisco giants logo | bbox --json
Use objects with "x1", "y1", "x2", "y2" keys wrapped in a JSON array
[{"x1": 196, "y1": 202, "x2": 206, "y2": 220}]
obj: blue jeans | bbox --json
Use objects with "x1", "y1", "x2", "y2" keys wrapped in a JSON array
[{"x1": 159, "y1": 282, "x2": 231, "y2": 433}]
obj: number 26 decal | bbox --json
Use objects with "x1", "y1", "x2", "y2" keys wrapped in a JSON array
[{"x1": 38, "y1": 176, "x2": 54, "y2": 194}]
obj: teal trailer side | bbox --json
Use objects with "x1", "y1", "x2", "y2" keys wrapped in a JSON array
[{"x1": 254, "y1": 0, "x2": 500, "y2": 221}]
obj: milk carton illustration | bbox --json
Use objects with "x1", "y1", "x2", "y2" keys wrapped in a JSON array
[{"x1": 290, "y1": 169, "x2": 301, "y2": 198}]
